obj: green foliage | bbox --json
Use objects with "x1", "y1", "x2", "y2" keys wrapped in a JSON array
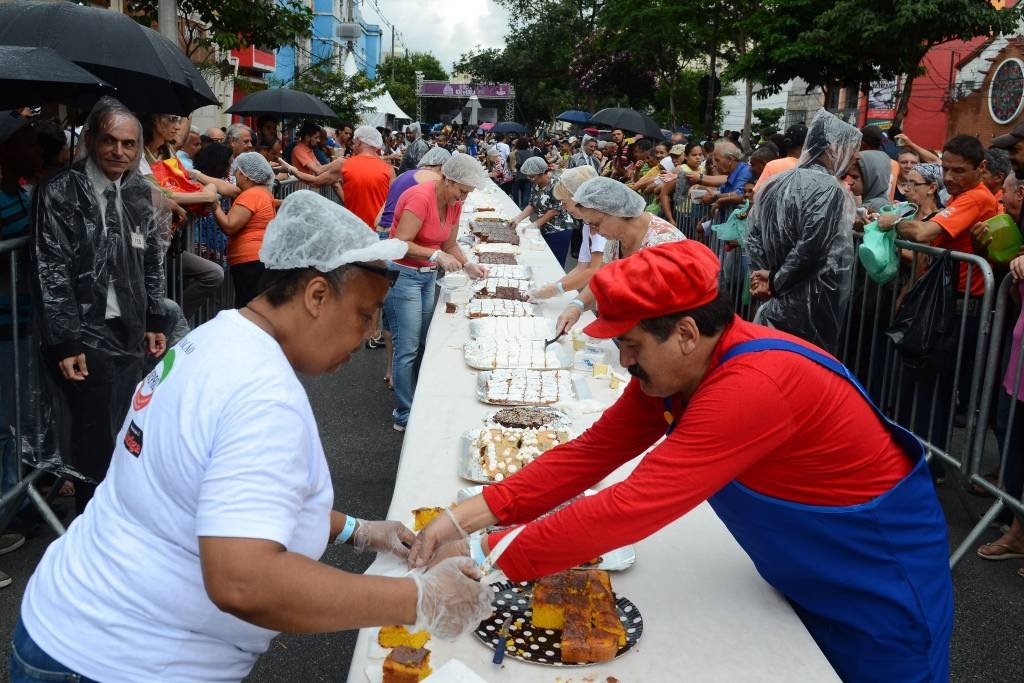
[
  {"x1": 729, "y1": 0, "x2": 1021, "y2": 94},
  {"x1": 128, "y1": 0, "x2": 312, "y2": 61},
  {"x1": 378, "y1": 52, "x2": 448, "y2": 119},
  {"x1": 288, "y1": 66, "x2": 383, "y2": 126},
  {"x1": 752, "y1": 107, "x2": 785, "y2": 131}
]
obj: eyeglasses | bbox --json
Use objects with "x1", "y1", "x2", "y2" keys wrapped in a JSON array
[
  {"x1": 161, "y1": 115, "x2": 182, "y2": 124},
  {"x1": 351, "y1": 262, "x2": 399, "y2": 287},
  {"x1": 905, "y1": 181, "x2": 935, "y2": 187}
]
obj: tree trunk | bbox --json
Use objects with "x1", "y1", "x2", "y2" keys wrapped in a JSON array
[
  {"x1": 893, "y1": 73, "x2": 915, "y2": 131},
  {"x1": 705, "y1": 49, "x2": 717, "y2": 138},
  {"x1": 668, "y1": 79, "x2": 677, "y2": 128},
  {"x1": 742, "y1": 79, "x2": 754, "y2": 151}
]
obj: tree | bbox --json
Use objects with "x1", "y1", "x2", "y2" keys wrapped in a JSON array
[
  {"x1": 288, "y1": 65, "x2": 383, "y2": 127},
  {"x1": 128, "y1": 0, "x2": 312, "y2": 63},
  {"x1": 729, "y1": 0, "x2": 1022, "y2": 126},
  {"x1": 377, "y1": 52, "x2": 448, "y2": 120},
  {"x1": 753, "y1": 107, "x2": 785, "y2": 132}
]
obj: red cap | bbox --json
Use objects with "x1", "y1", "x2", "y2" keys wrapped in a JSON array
[{"x1": 583, "y1": 241, "x2": 720, "y2": 339}]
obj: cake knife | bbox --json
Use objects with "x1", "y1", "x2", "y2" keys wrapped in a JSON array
[
  {"x1": 479, "y1": 525, "x2": 526, "y2": 576},
  {"x1": 492, "y1": 615, "x2": 515, "y2": 665}
]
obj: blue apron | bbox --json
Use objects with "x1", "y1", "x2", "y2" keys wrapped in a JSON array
[{"x1": 664, "y1": 339, "x2": 953, "y2": 682}]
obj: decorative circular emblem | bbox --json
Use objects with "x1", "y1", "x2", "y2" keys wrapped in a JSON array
[
  {"x1": 131, "y1": 348, "x2": 176, "y2": 412},
  {"x1": 989, "y1": 57, "x2": 1024, "y2": 125}
]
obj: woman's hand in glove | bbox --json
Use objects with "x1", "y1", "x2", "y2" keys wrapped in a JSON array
[
  {"x1": 408, "y1": 509, "x2": 468, "y2": 569},
  {"x1": 527, "y1": 282, "x2": 561, "y2": 301},
  {"x1": 464, "y1": 262, "x2": 488, "y2": 280},
  {"x1": 434, "y1": 251, "x2": 463, "y2": 272},
  {"x1": 555, "y1": 304, "x2": 582, "y2": 336},
  {"x1": 352, "y1": 520, "x2": 416, "y2": 559},
  {"x1": 411, "y1": 557, "x2": 493, "y2": 640}
]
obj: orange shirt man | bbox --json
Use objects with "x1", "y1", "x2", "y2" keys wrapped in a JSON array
[{"x1": 342, "y1": 126, "x2": 395, "y2": 229}]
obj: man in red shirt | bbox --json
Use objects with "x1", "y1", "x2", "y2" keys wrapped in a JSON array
[
  {"x1": 410, "y1": 241, "x2": 953, "y2": 682},
  {"x1": 340, "y1": 126, "x2": 395, "y2": 230}
]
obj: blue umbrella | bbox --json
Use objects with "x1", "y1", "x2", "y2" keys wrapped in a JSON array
[
  {"x1": 492, "y1": 121, "x2": 528, "y2": 135},
  {"x1": 556, "y1": 110, "x2": 591, "y2": 125}
]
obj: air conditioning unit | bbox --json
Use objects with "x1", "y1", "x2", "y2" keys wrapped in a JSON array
[{"x1": 336, "y1": 23, "x2": 362, "y2": 40}]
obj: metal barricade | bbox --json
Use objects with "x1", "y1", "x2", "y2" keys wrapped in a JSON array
[
  {"x1": 275, "y1": 177, "x2": 342, "y2": 204},
  {"x1": 0, "y1": 236, "x2": 68, "y2": 536},
  {"x1": 951, "y1": 272, "x2": 1024, "y2": 566}
]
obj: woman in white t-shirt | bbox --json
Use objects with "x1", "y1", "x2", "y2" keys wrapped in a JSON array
[
  {"x1": 527, "y1": 165, "x2": 607, "y2": 301},
  {"x1": 13, "y1": 191, "x2": 492, "y2": 683}
]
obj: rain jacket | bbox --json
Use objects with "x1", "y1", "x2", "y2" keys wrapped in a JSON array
[
  {"x1": 31, "y1": 159, "x2": 168, "y2": 362},
  {"x1": 746, "y1": 109, "x2": 860, "y2": 354},
  {"x1": 398, "y1": 129, "x2": 430, "y2": 173}
]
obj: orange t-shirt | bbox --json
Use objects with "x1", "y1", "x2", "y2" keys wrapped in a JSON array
[
  {"x1": 931, "y1": 182, "x2": 998, "y2": 296},
  {"x1": 292, "y1": 142, "x2": 319, "y2": 175},
  {"x1": 889, "y1": 159, "x2": 900, "y2": 201},
  {"x1": 754, "y1": 156, "x2": 799, "y2": 192},
  {"x1": 227, "y1": 186, "x2": 276, "y2": 266},
  {"x1": 341, "y1": 155, "x2": 393, "y2": 229}
]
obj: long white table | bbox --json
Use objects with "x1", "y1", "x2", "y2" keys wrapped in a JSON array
[{"x1": 346, "y1": 180, "x2": 838, "y2": 682}]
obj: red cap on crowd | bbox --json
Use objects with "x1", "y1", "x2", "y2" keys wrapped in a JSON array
[{"x1": 583, "y1": 241, "x2": 721, "y2": 339}]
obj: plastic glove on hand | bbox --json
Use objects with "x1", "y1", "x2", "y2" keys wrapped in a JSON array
[
  {"x1": 464, "y1": 262, "x2": 488, "y2": 280},
  {"x1": 411, "y1": 557, "x2": 494, "y2": 640},
  {"x1": 408, "y1": 508, "x2": 468, "y2": 569},
  {"x1": 527, "y1": 282, "x2": 560, "y2": 302},
  {"x1": 555, "y1": 304, "x2": 582, "y2": 336},
  {"x1": 434, "y1": 251, "x2": 462, "y2": 272},
  {"x1": 352, "y1": 519, "x2": 416, "y2": 559}
]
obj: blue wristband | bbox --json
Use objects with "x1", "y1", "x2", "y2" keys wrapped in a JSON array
[
  {"x1": 469, "y1": 532, "x2": 487, "y2": 566},
  {"x1": 335, "y1": 515, "x2": 358, "y2": 545},
  {"x1": 569, "y1": 298, "x2": 585, "y2": 310},
  {"x1": 555, "y1": 282, "x2": 566, "y2": 295}
]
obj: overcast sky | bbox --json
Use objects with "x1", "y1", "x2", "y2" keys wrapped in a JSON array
[{"x1": 361, "y1": 0, "x2": 511, "y2": 73}]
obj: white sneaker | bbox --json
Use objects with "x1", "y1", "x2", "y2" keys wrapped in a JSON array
[
  {"x1": 0, "y1": 533, "x2": 25, "y2": 556},
  {"x1": 0, "y1": 570, "x2": 11, "y2": 589},
  {"x1": 393, "y1": 423, "x2": 406, "y2": 433}
]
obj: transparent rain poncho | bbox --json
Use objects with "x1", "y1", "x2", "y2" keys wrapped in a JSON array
[
  {"x1": 746, "y1": 109, "x2": 860, "y2": 354},
  {"x1": 31, "y1": 97, "x2": 171, "y2": 476},
  {"x1": 573, "y1": 176, "x2": 646, "y2": 218},
  {"x1": 259, "y1": 189, "x2": 407, "y2": 271}
]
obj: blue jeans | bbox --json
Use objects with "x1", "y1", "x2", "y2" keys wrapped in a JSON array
[
  {"x1": 383, "y1": 264, "x2": 437, "y2": 426},
  {"x1": 542, "y1": 229, "x2": 572, "y2": 269},
  {"x1": 10, "y1": 618, "x2": 98, "y2": 682}
]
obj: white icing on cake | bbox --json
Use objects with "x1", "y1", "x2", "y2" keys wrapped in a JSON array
[
  {"x1": 465, "y1": 300, "x2": 535, "y2": 318},
  {"x1": 483, "y1": 369, "x2": 574, "y2": 404},
  {"x1": 465, "y1": 339, "x2": 562, "y2": 369},
  {"x1": 471, "y1": 317, "x2": 554, "y2": 339}
]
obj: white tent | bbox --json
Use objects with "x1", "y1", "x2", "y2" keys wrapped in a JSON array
[{"x1": 359, "y1": 88, "x2": 412, "y2": 128}]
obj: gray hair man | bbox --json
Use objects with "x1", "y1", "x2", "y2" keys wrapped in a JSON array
[
  {"x1": 225, "y1": 123, "x2": 254, "y2": 159},
  {"x1": 568, "y1": 135, "x2": 600, "y2": 174},
  {"x1": 31, "y1": 96, "x2": 170, "y2": 512},
  {"x1": 398, "y1": 122, "x2": 429, "y2": 173}
]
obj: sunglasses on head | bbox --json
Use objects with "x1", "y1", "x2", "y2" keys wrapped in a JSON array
[{"x1": 351, "y1": 262, "x2": 399, "y2": 287}]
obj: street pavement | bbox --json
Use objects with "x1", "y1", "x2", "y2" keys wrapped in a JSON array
[{"x1": 0, "y1": 343, "x2": 1021, "y2": 681}]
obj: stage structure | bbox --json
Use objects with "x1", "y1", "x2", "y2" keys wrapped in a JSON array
[{"x1": 415, "y1": 71, "x2": 515, "y2": 123}]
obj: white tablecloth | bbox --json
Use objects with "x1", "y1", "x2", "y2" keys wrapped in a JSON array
[{"x1": 346, "y1": 180, "x2": 838, "y2": 682}]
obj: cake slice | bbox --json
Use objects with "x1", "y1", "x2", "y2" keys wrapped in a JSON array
[
  {"x1": 382, "y1": 646, "x2": 432, "y2": 682},
  {"x1": 377, "y1": 625, "x2": 430, "y2": 649},
  {"x1": 411, "y1": 507, "x2": 444, "y2": 532}
]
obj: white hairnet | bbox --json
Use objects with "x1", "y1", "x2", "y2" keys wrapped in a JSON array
[
  {"x1": 799, "y1": 109, "x2": 862, "y2": 177},
  {"x1": 406, "y1": 122, "x2": 421, "y2": 138},
  {"x1": 260, "y1": 190, "x2": 407, "y2": 271},
  {"x1": 520, "y1": 156, "x2": 549, "y2": 176},
  {"x1": 573, "y1": 176, "x2": 646, "y2": 218},
  {"x1": 553, "y1": 165, "x2": 598, "y2": 201},
  {"x1": 485, "y1": 147, "x2": 500, "y2": 157},
  {"x1": 354, "y1": 125, "x2": 383, "y2": 149},
  {"x1": 442, "y1": 152, "x2": 489, "y2": 189},
  {"x1": 234, "y1": 151, "x2": 274, "y2": 187},
  {"x1": 418, "y1": 146, "x2": 452, "y2": 167}
]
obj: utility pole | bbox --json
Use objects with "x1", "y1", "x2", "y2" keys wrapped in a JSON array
[
  {"x1": 391, "y1": 27, "x2": 395, "y2": 80},
  {"x1": 158, "y1": 0, "x2": 178, "y2": 45}
]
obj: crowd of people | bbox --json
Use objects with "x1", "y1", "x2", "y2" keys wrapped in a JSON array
[{"x1": 1, "y1": 91, "x2": 1024, "y2": 681}]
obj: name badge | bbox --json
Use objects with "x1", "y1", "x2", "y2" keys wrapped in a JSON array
[{"x1": 130, "y1": 232, "x2": 145, "y2": 249}]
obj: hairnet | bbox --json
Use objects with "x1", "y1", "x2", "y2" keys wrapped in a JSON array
[
  {"x1": 353, "y1": 124, "x2": 383, "y2": 149},
  {"x1": 799, "y1": 109, "x2": 862, "y2": 178},
  {"x1": 260, "y1": 189, "x2": 407, "y2": 271},
  {"x1": 441, "y1": 152, "x2": 489, "y2": 188},
  {"x1": 406, "y1": 122, "x2": 421, "y2": 138},
  {"x1": 856, "y1": 150, "x2": 892, "y2": 212},
  {"x1": 234, "y1": 151, "x2": 274, "y2": 187},
  {"x1": 520, "y1": 156, "x2": 549, "y2": 176},
  {"x1": 553, "y1": 165, "x2": 598, "y2": 201},
  {"x1": 573, "y1": 176, "x2": 646, "y2": 218},
  {"x1": 418, "y1": 146, "x2": 451, "y2": 167},
  {"x1": 485, "y1": 147, "x2": 500, "y2": 157}
]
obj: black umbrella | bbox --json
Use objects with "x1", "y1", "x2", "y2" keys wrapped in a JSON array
[
  {"x1": 556, "y1": 110, "x2": 592, "y2": 125},
  {"x1": 492, "y1": 121, "x2": 528, "y2": 135},
  {"x1": 0, "y1": 46, "x2": 114, "y2": 110},
  {"x1": 226, "y1": 89, "x2": 337, "y2": 120},
  {"x1": 0, "y1": 0, "x2": 219, "y2": 115},
  {"x1": 590, "y1": 108, "x2": 664, "y2": 140}
]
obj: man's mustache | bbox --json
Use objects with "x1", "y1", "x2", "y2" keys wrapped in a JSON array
[{"x1": 627, "y1": 363, "x2": 650, "y2": 382}]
